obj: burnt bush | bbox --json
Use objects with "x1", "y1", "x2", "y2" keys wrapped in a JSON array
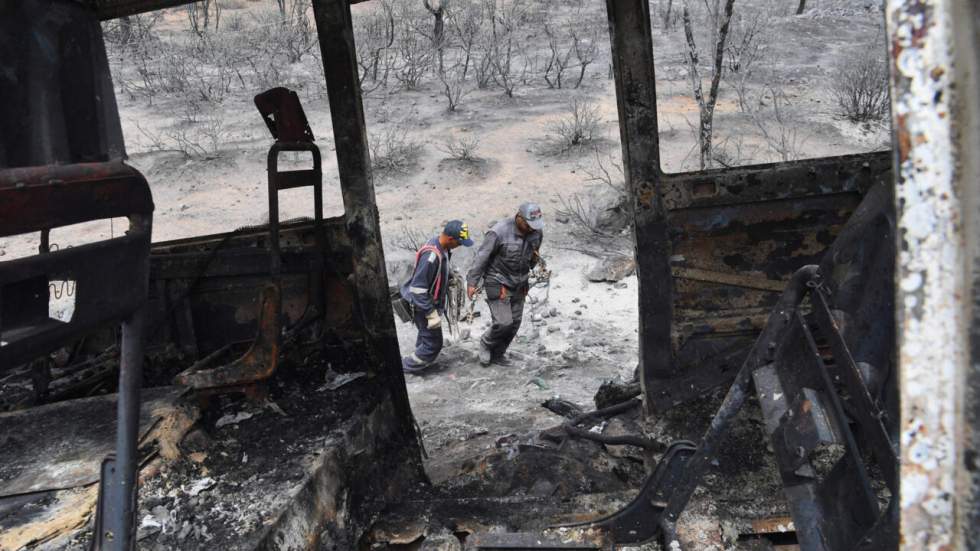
[{"x1": 831, "y1": 40, "x2": 890, "y2": 122}]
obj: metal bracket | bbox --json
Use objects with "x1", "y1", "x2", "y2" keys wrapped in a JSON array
[{"x1": 175, "y1": 284, "x2": 281, "y2": 390}]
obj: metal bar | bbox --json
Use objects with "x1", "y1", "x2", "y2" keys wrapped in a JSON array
[
  {"x1": 110, "y1": 308, "x2": 145, "y2": 550},
  {"x1": 662, "y1": 266, "x2": 819, "y2": 524},
  {"x1": 796, "y1": 311, "x2": 879, "y2": 523},
  {"x1": 0, "y1": 162, "x2": 153, "y2": 237},
  {"x1": 950, "y1": 1, "x2": 980, "y2": 542},
  {"x1": 94, "y1": 0, "x2": 371, "y2": 20},
  {"x1": 310, "y1": 0, "x2": 415, "y2": 428},
  {"x1": 604, "y1": 0, "x2": 675, "y2": 410},
  {"x1": 660, "y1": 151, "x2": 891, "y2": 210},
  {"x1": 267, "y1": 147, "x2": 283, "y2": 277},
  {"x1": 671, "y1": 266, "x2": 786, "y2": 292},
  {"x1": 884, "y1": 0, "x2": 979, "y2": 547},
  {"x1": 94, "y1": 0, "x2": 200, "y2": 19},
  {"x1": 811, "y1": 290, "x2": 898, "y2": 486}
]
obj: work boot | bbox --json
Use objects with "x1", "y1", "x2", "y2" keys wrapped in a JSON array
[
  {"x1": 478, "y1": 343, "x2": 492, "y2": 367},
  {"x1": 402, "y1": 356, "x2": 431, "y2": 375}
]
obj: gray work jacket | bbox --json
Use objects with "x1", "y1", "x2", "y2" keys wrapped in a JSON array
[{"x1": 467, "y1": 217, "x2": 542, "y2": 290}]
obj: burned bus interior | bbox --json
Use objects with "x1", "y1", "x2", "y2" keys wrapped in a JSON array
[{"x1": 1, "y1": 0, "x2": 978, "y2": 550}]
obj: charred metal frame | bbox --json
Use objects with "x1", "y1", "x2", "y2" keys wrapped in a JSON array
[
  {"x1": 0, "y1": 163, "x2": 153, "y2": 551},
  {"x1": 310, "y1": 0, "x2": 416, "y2": 432},
  {"x1": 606, "y1": 0, "x2": 894, "y2": 415},
  {"x1": 603, "y1": 0, "x2": 977, "y2": 546},
  {"x1": 0, "y1": 4, "x2": 156, "y2": 549}
]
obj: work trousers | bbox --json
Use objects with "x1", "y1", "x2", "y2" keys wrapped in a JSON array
[
  {"x1": 402, "y1": 307, "x2": 444, "y2": 372},
  {"x1": 481, "y1": 290, "x2": 526, "y2": 359}
]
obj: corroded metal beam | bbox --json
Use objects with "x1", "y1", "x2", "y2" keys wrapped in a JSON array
[
  {"x1": 93, "y1": 0, "x2": 199, "y2": 19},
  {"x1": 92, "y1": 0, "x2": 370, "y2": 20},
  {"x1": 310, "y1": 0, "x2": 416, "y2": 432},
  {"x1": 956, "y1": 0, "x2": 980, "y2": 542},
  {"x1": 604, "y1": 0, "x2": 675, "y2": 412},
  {"x1": 885, "y1": 0, "x2": 980, "y2": 548}
]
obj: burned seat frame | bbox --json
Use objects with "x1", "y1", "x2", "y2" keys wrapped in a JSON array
[
  {"x1": 175, "y1": 88, "x2": 327, "y2": 392},
  {"x1": 0, "y1": 162, "x2": 154, "y2": 551}
]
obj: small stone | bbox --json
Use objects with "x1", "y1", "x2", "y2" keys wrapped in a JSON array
[
  {"x1": 529, "y1": 478, "x2": 556, "y2": 496},
  {"x1": 549, "y1": 307, "x2": 558, "y2": 317},
  {"x1": 586, "y1": 256, "x2": 636, "y2": 283},
  {"x1": 420, "y1": 532, "x2": 463, "y2": 551},
  {"x1": 575, "y1": 310, "x2": 582, "y2": 316},
  {"x1": 188, "y1": 452, "x2": 208, "y2": 464},
  {"x1": 572, "y1": 298, "x2": 580, "y2": 304},
  {"x1": 187, "y1": 477, "x2": 215, "y2": 496},
  {"x1": 547, "y1": 326, "x2": 560, "y2": 334}
]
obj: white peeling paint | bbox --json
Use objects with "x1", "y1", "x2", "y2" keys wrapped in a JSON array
[{"x1": 886, "y1": 0, "x2": 964, "y2": 549}]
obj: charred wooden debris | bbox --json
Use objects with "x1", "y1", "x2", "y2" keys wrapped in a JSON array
[{"x1": 1, "y1": 0, "x2": 977, "y2": 550}]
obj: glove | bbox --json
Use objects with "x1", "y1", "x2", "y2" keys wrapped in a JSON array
[{"x1": 426, "y1": 310, "x2": 442, "y2": 329}]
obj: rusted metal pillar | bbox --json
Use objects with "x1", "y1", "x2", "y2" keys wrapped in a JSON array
[
  {"x1": 885, "y1": 0, "x2": 980, "y2": 547},
  {"x1": 605, "y1": 0, "x2": 675, "y2": 411},
  {"x1": 949, "y1": 0, "x2": 980, "y2": 544},
  {"x1": 310, "y1": 0, "x2": 415, "y2": 427}
]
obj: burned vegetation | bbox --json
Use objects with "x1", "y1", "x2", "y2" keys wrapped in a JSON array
[{"x1": 2, "y1": 1, "x2": 979, "y2": 551}]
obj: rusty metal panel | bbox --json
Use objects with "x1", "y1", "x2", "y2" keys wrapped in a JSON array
[
  {"x1": 646, "y1": 152, "x2": 892, "y2": 411},
  {"x1": 146, "y1": 219, "x2": 356, "y2": 356}
]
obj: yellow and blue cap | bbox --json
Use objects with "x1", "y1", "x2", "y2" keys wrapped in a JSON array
[{"x1": 444, "y1": 220, "x2": 473, "y2": 247}]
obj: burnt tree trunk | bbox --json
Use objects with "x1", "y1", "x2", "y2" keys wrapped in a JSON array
[
  {"x1": 424, "y1": 0, "x2": 447, "y2": 73},
  {"x1": 796, "y1": 0, "x2": 806, "y2": 14},
  {"x1": 682, "y1": 0, "x2": 737, "y2": 169}
]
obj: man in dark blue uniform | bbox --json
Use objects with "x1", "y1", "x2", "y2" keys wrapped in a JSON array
[{"x1": 400, "y1": 220, "x2": 473, "y2": 373}]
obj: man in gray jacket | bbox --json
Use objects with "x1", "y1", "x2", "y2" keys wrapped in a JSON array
[{"x1": 467, "y1": 203, "x2": 544, "y2": 367}]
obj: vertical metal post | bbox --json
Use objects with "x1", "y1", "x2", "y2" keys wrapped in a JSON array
[
  {"x1": 99, "y1": 309, "x2": 144, "y2": 551},
  {"x1": 885, "y1": 0, "x2": 980, "y2": 547},
  {"x1": 952, "y1": 3, "x2": 980, "y2": 542},
  {"x1": 310, "y1": 0, "x2": 415, "y2": 426},
  {"x1": 605, "y1": 0, "x2": 675, "y2": 410}
]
